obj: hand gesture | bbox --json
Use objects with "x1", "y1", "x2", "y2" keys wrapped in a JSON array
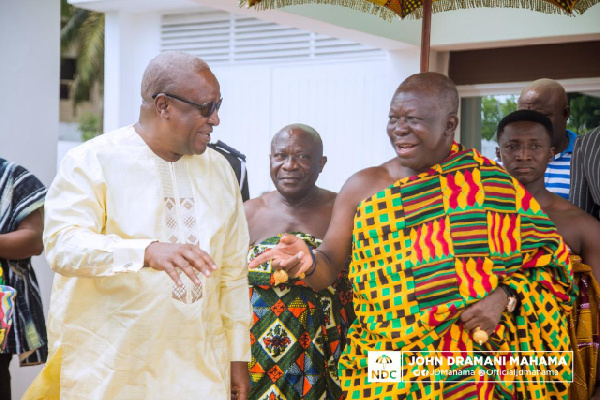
[
  {"x1": 248, "y1": 234, "x2": 313, "y2": 278},
  {"x1": 144, "y1": 242, "x2": 217, "y2": 286},
  {"x1": 460, "y1": 288, "x2": 508, "y2": 341}
]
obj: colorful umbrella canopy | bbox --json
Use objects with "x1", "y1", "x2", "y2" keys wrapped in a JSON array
[
  {"x1": 376, "y1": 354, "x2": 393, "y2": 369},
  {"x1": 241, "y1": 0, "x2": 599, "y2": 72},
  {"x1": 376, "y1": 354, "x2": 393, "y2": 363}
]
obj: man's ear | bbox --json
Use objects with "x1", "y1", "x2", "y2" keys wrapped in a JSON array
[
  {"x1": 319, "y1": 156, "x2": 327, "y2": 173},
  {"x1": 495, "y1": 147, "x2": 501, "y2": 162},
  {"x1": 155, "y1": 95, "x2": 170, "y2": 119},
  {"x1": 563, "y1": 105, "x2": 570, "y2": 120},
  {"x1": 445, "y1": 114, "x2": 459, "y2": 137},
  {"x1": 549, "y1": 146, "x2": 556, "y2": 162}
]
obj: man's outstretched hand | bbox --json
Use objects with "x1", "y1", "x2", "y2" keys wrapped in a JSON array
[{"x1": 248, "y1": 234, "x2": 313, "y2": 278}]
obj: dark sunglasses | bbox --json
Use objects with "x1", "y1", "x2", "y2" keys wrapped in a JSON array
[{"x1": 151, "y1": 92, "x2": 222, "y2": 118}]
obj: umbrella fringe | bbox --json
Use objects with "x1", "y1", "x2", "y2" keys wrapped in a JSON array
[
  {"x1": 572, "y1": 0, "x2": 597, "y2": 13},
  {"x1": 239, "y1": 0, "x2": 397, "y2": 21},
  {"x1": 239, "y1": 0, "x2": 597, "y2": 20},
  {"x1": 406, "y1": 0, "x2": 578, "y2": 18}
]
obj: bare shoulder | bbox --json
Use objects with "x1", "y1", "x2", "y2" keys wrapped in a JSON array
[
  {"x1": 244, "y1": 192, "x2": 274, "y2": 215},
  {"x1": 549, "y1": 194, "x2": 600, "y2": 243},
  {"x1": 339, "y1": 159, "x2": 398, "y2": 209},
  {"x1": 344, "y1": 163, "x2": 393, "y2": 192},
  {"x1": 317, "y1": 187, "x2": 337, "y2": 206},
  {"x1": 571, "y1": 205, "x2": 600, "y2": 260},
  {"x1": 569, "y1": 205, "x2": 600, "y2": 233},
  {"x1": 553, "y1": 194, "x2": 592, "y2": 215}
]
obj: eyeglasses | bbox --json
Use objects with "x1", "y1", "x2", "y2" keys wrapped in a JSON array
[{"x1": 151, "y1": 92, "x2": 222, "y2": 118}]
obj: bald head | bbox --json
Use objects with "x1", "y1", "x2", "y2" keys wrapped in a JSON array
[
  {"x1": 518, "y1": 78, "x2": 569, "y2": 149},
  {"x1": 272, "y1": 123, "x2": 323, "y2": 156},
  {"x1": 141, "y1": 51, "x2": 210, "y2": 101},
  {"x1": 520, "y1": 79, "x2": 567, "y2": 104},
  {"x1": 270, "y1": 123, "x2": 327, "y2": 199},
  {"x1": 395, "y1": 72, "x2": 459, "y2": 114}
]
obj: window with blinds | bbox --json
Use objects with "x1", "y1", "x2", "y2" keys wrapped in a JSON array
[{"x1": 160, "y1": 11, "x2": 386, "y2": 64}]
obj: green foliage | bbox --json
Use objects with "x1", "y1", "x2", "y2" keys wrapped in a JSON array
[
  {"x1": 480, "y1": 92, "x2": 600, "y2": 141},
  {"x1": 78, "y1": 112, "x2": 101, "y2": 142},
  {"x1": 567, "y1": 93, "x2": 600, "y2": 134},
  {"x1": 481, "y1": 95, "x2": 517, "y2": 141},
  {"x1": 61, "y1": 0, "x2": 104, "y2": 107}
]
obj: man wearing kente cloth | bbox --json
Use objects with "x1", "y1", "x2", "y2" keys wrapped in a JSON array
[
  {"x1": 250, "y1": 73, "x2": 575, "y2": 399},
  {"x1": 245, "y1": 124, "x2": 355, "y2": 399},
  {"x1": 497, "y1": 109, "x2": 600, "y2": 400}
]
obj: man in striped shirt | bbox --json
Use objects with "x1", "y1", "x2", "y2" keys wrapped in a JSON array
[
  {"x1": 518, "y1": 78, "x2": 576, "y2": 199},
  {"x1": 570, "y1": 126, "x2": 600, "y2": 220}
]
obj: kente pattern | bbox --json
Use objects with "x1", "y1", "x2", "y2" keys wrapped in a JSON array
[
  {"x1": 0, "y1": 265, "x2": 16, "y2": 351},
  {"x1": 339, "y1": 143, "x2": 575, "y2": 399},
  {"x1": 568, "y1": 254, "x2": 600, "y2": 400},
  {"x1": 248, "y1": 232, "x2": 356, "y2": 400}
]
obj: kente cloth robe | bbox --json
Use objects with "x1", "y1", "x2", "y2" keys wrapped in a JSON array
[{"x1": 339, "y1": 143, "x2": 575, "y2": 400}]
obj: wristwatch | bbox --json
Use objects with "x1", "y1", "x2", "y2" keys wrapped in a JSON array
[{"x1": 498, "y1": 283, "x2": 518, "y2": 312}]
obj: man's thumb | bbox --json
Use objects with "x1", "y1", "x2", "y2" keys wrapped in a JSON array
[{"x1": 279, "y1": 234, "x2": 297, "y2": 245}]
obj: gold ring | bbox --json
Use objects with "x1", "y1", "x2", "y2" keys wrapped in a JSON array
[
  {"x1": 273, "y1": 269, "x2": 289, "y2": 285},
  {"x1": 473, "y1": 326, "x2": 489, "y2": 345}
]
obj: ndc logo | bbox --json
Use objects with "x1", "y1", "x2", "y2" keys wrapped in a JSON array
[{"x1": 368, "y1": 351, "x2": 401, "y2": 382}]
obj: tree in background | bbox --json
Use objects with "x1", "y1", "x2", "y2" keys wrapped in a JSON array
[
  {"x1": 481, "y1": 95, "x2": 517, "y2": 141},
  {"x1": 481, "y1": 92, "x2": 600, "y2": 141},
  {"x1": 60, "y1": 0, "x2": 104, "y2": 121},
  {"x1": 568, "y1": 93, "x2": 600, "y2": 134}
]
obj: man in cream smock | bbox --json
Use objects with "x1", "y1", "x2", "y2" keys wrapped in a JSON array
[{"x1": 33, "y1": 52, "x2": 252, "y2": 399}]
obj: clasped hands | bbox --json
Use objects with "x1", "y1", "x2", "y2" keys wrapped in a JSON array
[{"x1": 144, "y1": 242, "x2": 217, "y2": 286}]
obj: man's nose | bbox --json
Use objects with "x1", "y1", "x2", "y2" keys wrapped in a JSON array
[
  {"x1": 208, "y1": 108, "x2": 220, "y2": 126},
  {"x1": 516, "y1": 147, "x2": 531, "y2": 160},
  {"x1": 393, "y1": 118, "x2": 409, "y2": 134},
  {"x1": 282, "y1": 156, "x2": 298, "y2": 169}
]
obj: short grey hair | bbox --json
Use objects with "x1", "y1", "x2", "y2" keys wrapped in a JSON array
[{"x1": 140, "y1": 51, "x2": 210, "y2": 100}]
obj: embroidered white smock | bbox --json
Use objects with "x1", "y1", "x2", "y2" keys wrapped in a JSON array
[{"x1": 42, "y1": 125, "x2": 252, "y2": 399}]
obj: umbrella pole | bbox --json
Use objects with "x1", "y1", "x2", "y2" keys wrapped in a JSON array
[{"x1": 421, "y1": 0, "x2": 432, "y2": 72}]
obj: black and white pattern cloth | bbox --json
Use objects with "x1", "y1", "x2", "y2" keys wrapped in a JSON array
[
  {"x1": 0, "y1": 158, "x2": 48, "y2": 365},
  {"x1": 570, "y1": 127, "x2": 600, "y2": 220}
]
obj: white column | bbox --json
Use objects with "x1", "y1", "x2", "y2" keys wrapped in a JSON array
[
  {"x1": 104, "y1": 11, "x2": 161, "y2": 133},
  {"x1": 0, "y1": 0, "x2": 59, "y2": 398},
  {"x1": 0, "y1": 0, "x2": 59, "y2": 185}
]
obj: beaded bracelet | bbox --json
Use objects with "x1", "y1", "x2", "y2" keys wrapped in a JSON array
[{"x1": 305, "y1": 248, "x2": 317, "y2": 277}]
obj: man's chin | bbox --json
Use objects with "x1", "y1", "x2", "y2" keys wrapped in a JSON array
[
  {"x1": 397, "y1": 158, "x2": 427, "y2": 174},
  {"x1": 192, "y1": 144, "x2": 209, "y2": 155}
]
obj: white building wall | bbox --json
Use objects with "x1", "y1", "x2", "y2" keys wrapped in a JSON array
[
  {"x1": 104, "y1": 11, "x2": 162, "y2": 132},
  {"x1": 212, "y1": 59, "x2": 398, "y2": 196},
  {"x1": 0, "y1": 0, "x2": 60, "y2": 398},
  {"x1": 101, "y1": 9, "x2": 422, "y2": 197},
  {"x1": 268, "y1": 60, "x2": 396, "y2": 193}
]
